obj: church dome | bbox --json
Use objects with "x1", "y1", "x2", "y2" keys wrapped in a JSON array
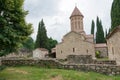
[{"x1": 70, "y1": 6, "x2": 83, "y2": 18}]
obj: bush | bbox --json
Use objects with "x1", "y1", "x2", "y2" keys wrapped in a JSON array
[{"x1": 95, "y1": 51, "x2": 101, "y2": 58}]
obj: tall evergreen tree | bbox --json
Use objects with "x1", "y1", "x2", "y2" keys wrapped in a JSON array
[
  {"x1": 91, "y1": 20, "x2": 95, "y2": 35},
  {"x1": 96, "y1": 17, "x2": 106, "y2": 43},
  {"x1": 47, "y1": 37, "x2": 58, "y2": 52},
  {"x1": 0, "y1": 0, "x2": 33, "y2": 56},
  {"x1": 35, "y1": 19, "x2": 48, "y2": 49},
  {"x1": 111, "y1": 0, "x2": 120, "y2": 31},
  {"x1": 105, "y1": 29, "x2": 108, "y2": 38}
]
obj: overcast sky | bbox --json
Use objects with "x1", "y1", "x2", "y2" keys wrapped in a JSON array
[{"x1": 24, "y1": 0, "x2": 113, "y2": 42}]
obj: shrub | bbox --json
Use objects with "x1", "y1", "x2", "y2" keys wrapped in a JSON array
[{"x1": 95, "y1": 51, "x2": 101, "y2": 58}]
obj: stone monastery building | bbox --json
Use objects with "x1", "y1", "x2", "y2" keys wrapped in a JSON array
[{"x1": 56, "y1": 7, "x2": 95, "y2": 59}]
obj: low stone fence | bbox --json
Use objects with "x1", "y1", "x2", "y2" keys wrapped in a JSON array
[
  {"x1": 93, "y1": 60, "x2": 116, "y2": 65},
  {"x1": 63, "y1": 64, "x2": 120, "y2": 75},
  {"x1": 67, "y1": 55, "x2": 116, "y2": 65},
  {"x1": 1, "y1": 58, "x2": 120, "y2": 75},
  {"x1": 1, "y1": 58, "x2": 63, "y2": 68}
]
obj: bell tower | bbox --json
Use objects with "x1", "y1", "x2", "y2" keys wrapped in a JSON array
[{"x1": 70, "y1": 7, "x2": 85, "y2": 34}]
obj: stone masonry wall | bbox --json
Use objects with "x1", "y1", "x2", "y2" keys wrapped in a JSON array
[
  {"x1": 67, "y1": 55, "x2": 116, "y2": 65},
  {"x1": 1, "y1": 58, "x2": 120, "y2": 75},
  {"x1": 1, "y1": 58, "x2": 62, "y2": 68},
  {"x1": 95, "y1": 47, "x2": 108, "y2": 58},
  {"x1": 67, "y1": 55, "x2": 93, "y2": 64}
]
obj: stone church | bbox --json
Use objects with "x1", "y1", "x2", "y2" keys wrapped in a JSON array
[
  {"x1": 107, "y1": 25, "x2": 120, "y2": 65},
  {"x1": 56, "y1": 7, "x2": 95, "y2": 59}
]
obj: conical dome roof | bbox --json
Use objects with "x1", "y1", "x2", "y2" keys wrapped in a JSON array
[{"x1": 70, "y1": 6, "x2": 83, "y2": 18}]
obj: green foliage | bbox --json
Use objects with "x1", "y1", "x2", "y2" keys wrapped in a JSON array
[
  {"x1": 91, "y1": 20, "x2": 95, "y2": 35},
  {"x1": 0, "y1": 0, "x2": 33, "y2": 56},
  {"x1": 47, "y1": 37, "x2": 58, "y2": 52},
  {"x1": 35, "y1": 19, "x2": 48, "y2": 49},
  {"x1": 95, "y1": 51, "x2": 101, "y2": 58},
  {"x1": 0, "y1": 66, "x2": 120, "y2": 80},
  {"x1": 0, "y1": 66, "x2": 6, "y2": 71},
  {"x1": 105, "y1": 29, "x2": 108, "y2": 38},
  {"x1": 96, "y1": 17, "x2": 106, "y2": 43},
  {"x1": 35, "y1": 20, "x2": 58, "y2": 52},
  {"x1": 22, "y1": 37, "x2": 34, "y2": 51},
  {"x1": 111, "y1": 0, "x2": 120, "y2": 31}
]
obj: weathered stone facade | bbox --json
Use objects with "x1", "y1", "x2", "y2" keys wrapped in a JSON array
[
  {"x1": 95, "y1": 44, "x2": 108, "y2": 58},
  {"x1": 4, "y1": 48, "x2": 32, "y2": 58},
  {"x1": 107, "y1": 26, "x2": 120, "y2": 65},
  {"x1": 56, "y1": 32, "x2": 95, "y2": 59},
  {"x1": 67, "y1": 55, "x2": 116, "y2": 65},
  {"x1": 56, "y1": 7, "x2": 95, "y2": 59},
  {"x1": 33, "y1": 48, "x2": 48, "y2": 59},
  {"x1": 67, "y1": 55, "x2": 93, "y2": 64}
]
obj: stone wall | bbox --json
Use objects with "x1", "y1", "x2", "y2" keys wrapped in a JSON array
[
  {"x1": 56, "y1": 32, "x2": 95, "y2": 59},
  {"x1": 67, "y1": 55, "x2": 116, "y2": 65},
  {"x1": 95, "y1": 47, "x2": 108, "y2": 58},
  {"x1": 63, "y1": 64, "x2": 120, "y2": 75},
  {"x1": 1, "y1": 58, "x2": 120, "y2": 75},
  {"x1": 1, "y1": 58, "x2": 62, "y2": 68},
  {"x1": 107, "y1": 31, "x2": 120, "y2": 65},
  {"x1": 67, "y1": 55, "x2": 93, "y2": 64}
]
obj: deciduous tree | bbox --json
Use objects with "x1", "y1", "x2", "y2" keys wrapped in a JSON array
[{"x1": 0, "y1": 0, "x2": 33, "y2": 56}]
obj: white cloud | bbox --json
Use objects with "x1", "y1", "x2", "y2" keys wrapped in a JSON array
[{"x1": 24, "y1": 0, "x2": 113, "y2": 42}]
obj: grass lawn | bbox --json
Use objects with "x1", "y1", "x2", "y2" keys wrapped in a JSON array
[{"x1": 0, "y1": 66, "x2": 120, "y2": 80}]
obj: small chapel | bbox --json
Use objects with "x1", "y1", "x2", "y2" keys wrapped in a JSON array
[{"x1": 56, "y1": 7, "x2": 95, "y2": 59}]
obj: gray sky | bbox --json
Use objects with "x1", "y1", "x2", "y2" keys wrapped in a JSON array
[{"x1": 24, "y1": 0, "x2": 113, "y2": 42}]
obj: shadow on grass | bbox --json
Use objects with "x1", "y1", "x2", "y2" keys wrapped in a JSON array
[
  {"x1": 0, "y1": 66, "x2": 6, "y2": 80},
  {"x1": 0, "y1": 78, "x2": 6, "y2": 80}
]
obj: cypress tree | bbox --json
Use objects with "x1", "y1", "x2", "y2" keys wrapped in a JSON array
[
  {"x1": 96, "y1": 17, "x2": 106, "y2": 43},
  {"x1": 105, "y1": 29, "x2": 108, "y2": 38},
  {"x1": 111, "y1": 0, "x2": 120, "y2": 31},
  {"x1": 91, "y1": 20, "x2": 95, "y2": 35},
  {"x1": 35, "y1": 19, "x2": 48, "y2": 49}
]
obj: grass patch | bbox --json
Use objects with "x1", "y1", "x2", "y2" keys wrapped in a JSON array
[{"x1": 0, "y1": 66, "x2": 120, "y2": 80}]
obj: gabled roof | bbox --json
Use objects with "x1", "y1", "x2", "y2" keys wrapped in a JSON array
[
  {"x1": 70, "y1": 6, "x2": 84, "y2": 18},
  {"x1": 63, "y1": 31, "x2": 83, "y2": 38},
  {"x1": 107, "y1": 25, "x2": 120, "y2": 39}
]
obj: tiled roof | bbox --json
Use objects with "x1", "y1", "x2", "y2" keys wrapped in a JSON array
[{"x1": 70, "y1": 6, "x2": 83, "y2": 18}]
